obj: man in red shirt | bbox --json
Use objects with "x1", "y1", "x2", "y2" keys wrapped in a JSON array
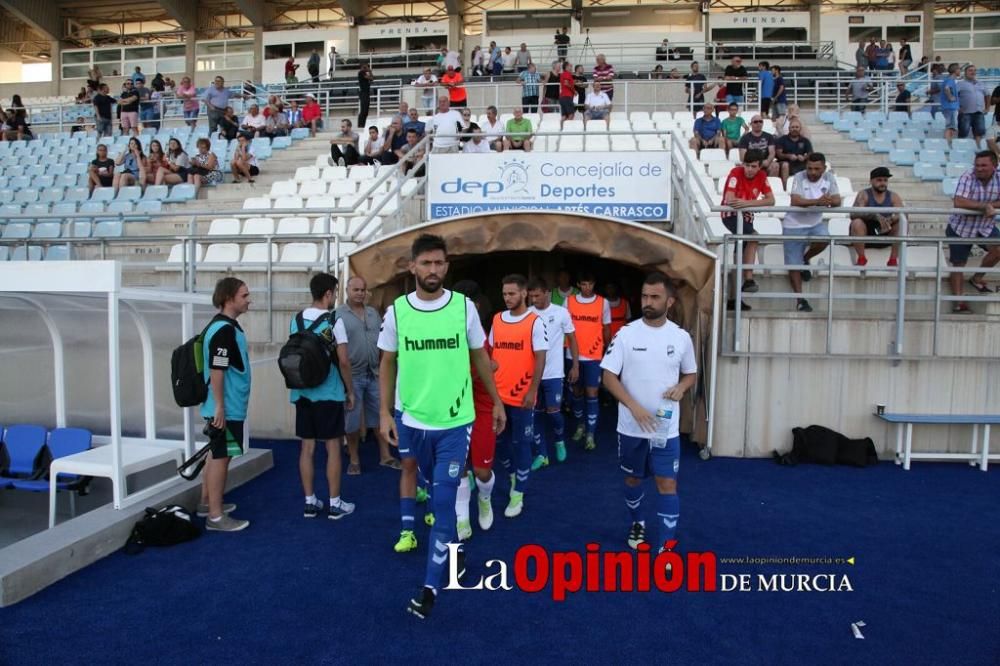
[
  {"x1": 440, "y1": 65, "x2": 467, "y2": 108},
  {"x1": 559, "y1": 61, "x2": 577, "y2": 123},
  {"x1": 301, "y1": 93, "x2": 323, "y2": 137},
  {"x1": 721, "y1": 148, "x2": 775, "y2": 310}
]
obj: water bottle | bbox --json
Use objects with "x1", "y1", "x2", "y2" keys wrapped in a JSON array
[{"x1": 651, "y1": 398, "x2": 673, "y2": 449}]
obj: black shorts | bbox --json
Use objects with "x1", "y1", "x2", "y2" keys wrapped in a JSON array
[
  {"x1": 760, "y1": 98, "x2": 771, "y2": 114},
  {"x1": 205, "y1": 419, "x2": 245, "y2": 459},
  {"x1": 559, "y1": 97, "x2": 576, "y2": 116},
  {"x1": 295, "y1": 398, "x2": 345, "y2": 440},
  {"x1": 249, "y1": 165, "x2": 260, "y2": 176},
  {"x1": 859, "y1": 218, "x2": 893, "y2": 248},
  {"x1": 450, "y1": 99, "x2": 467, "y2": 108},
  {"x1": 786, "y1": 160, "x2": 806, "y2": 176},
  {"x1": 722, "y1": 212, "x2": 757, "y2": 235},
  {"x1": 98, "y1": 175, "x2": 113, "y2": 187}
]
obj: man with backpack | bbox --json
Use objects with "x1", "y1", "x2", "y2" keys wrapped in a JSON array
[
  {"x1": 200, "y1": 278, "x2": 253, "y2": 532},
  {"x1": 288, "y1": 273, "x2": 357, "y2": 519}
]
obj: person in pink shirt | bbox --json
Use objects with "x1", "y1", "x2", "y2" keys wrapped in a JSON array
[{"x1": 176, "y1": 76, "x2": 199, "y2": 128}]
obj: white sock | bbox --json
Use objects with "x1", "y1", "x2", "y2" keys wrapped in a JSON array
[
  {"x1": 475, "y1": 472, "x2": 495, "y2": 502},
  {"x1": 305, "y1": 494, "x2": 317, "y2": 505},
  {"x1": 456, "y1": 476, "x2": 471, "y2": 522},
  {"x1": 330, "y1": 496, "x2": 340, "y2": 508},
  {"x1": 209, "y1": 515, "x2": 222, "y2": 522}
]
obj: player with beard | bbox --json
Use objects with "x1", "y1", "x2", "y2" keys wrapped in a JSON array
[
  {"x1": 600, "y1": 273, "x2": 697, "y2": 554},
  {"x1": 490, "y1": 274, "x2": 547, "y2": 518},
  {"x1": 567, "y1": 272, "x2": 611, "y2": 451},
  {"x1": 378, "y1": 234, "x2": 505, "y2": 619}
]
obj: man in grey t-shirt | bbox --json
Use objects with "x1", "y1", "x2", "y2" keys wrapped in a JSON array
[
  {"x1": 335, "y1": 276, "x2": 398, "y2": 474},
  {"x1": 845, "y1": 68, "x2": 873, "y2": 113}
]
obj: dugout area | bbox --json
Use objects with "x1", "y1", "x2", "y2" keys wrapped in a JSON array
[{"x1": 347, "y1": 212, "x2": 719, "y2": 446}]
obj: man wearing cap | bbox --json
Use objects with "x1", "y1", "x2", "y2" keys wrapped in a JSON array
[
  {"x1": 302, "y1": 94, "x2": 323, "y2": 137},
  {"x1": 849, "y1": 167, "x2": 904, "y2": 267}
]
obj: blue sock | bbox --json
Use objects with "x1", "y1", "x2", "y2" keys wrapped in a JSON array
[
  {"x1": 656, "y1": 493, "x2": 680, "y2": 551},
  {"x1": 572, "y1": 394, "x2": 584, "y2": 420},
  {"x1": 533, "y1": 410, "x2": 547, "y2": 458},
  {"x1": 514, "y1": 420, "x2": 532, "y2": 493},
  {"x1": 625, "y1": 484, "x2": 644, "y2": 523},
  {"x1": 401, "y1": 497, "x2": 416, "y2": 532},
  {"x1": 586, "y1": 397, "x2": 599, "y2": 436},
  {"x1": 548, "y1": 409, "x2": 565, "y2": 442},
  {"x1": 425, "y1": 471, "x2": 459, "y2": 590}
]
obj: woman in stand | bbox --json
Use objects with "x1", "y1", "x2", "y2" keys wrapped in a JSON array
[
  {"x1": 146, "y1": 140, "x2": 165, "y2": 188},
  {"x1": 230, "y1": 134, "x2": 259, "y2": 184},
  {"x1": 188, "y1": 137, "x2": 224, "y2": 190},
  {"x1": 113, "y1": 137, "x2": 147, "y2": 193},
  {"x1": 155, "y1": 137, "x2": 190, "y2": 186}
]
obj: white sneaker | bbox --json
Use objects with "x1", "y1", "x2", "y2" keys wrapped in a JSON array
[{"x1": 477, "y1": 495, "x2": 494, "y2": 531}]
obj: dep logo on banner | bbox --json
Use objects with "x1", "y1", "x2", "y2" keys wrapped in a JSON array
[{"x1": 426, "y1": 152, "x2": 671, "y2": 221}]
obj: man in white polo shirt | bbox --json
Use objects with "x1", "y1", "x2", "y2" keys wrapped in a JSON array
[
  {"x1": 782, "y1": 152, "x2": 841, "y2": 313},
  {"x1": 430, "y1": 95, "x2": 462, "y2": 153}
]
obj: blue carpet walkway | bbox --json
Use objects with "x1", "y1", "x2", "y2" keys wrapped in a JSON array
[{"x1": 1, "y1": 418, "x2": 998, "y2": 665}]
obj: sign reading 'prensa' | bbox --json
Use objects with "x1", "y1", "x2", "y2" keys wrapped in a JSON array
[{"x1": 427, "y1": 152, "x2": 672, "y2": 222}]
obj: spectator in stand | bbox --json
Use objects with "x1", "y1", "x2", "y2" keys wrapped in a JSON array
[
  {"x1": 75, "y1": 87, "x2": 90, "y2": 104},
  {"x1": 70, "y1": 115, "x2": 88, "y2": 134},
  {"x1": 88, "y1": 144, "x2": 115, "y2": 192},
  {"x1": 720, "y1": 103, "x2": 748, "y2": 157},
  {"x1": 688, "y1": 103, "x2": 723, "y2": 156},
  {"x1": 593, "y1": 54, "x2": 616, "y2": 102},
  {"x1": 217, "y1": 106, "x2": 240, "y2": 140},
  {"x1": 941, "y1": 63, "x2": 961, "y2": 142},
  {"x1": 515, "y1": 43, "x2": 532, "y2": 73},
  {"x1": 894, "y1": 82, "x2": 912, "y2": 115},
  {"x1": 146, "y1": 140, "x2": 165, "y2": 187},
  {"x1": 650, "y1": 65, "x2": 664, "y2": 80},
  {"x1": 240, "y1": 104, "x2": 266, "y2": 138},
  {"x1": 481, "y1": 105, "x2": 504, "y2": 151},
  {"x1": 555, "y1": 27, "x2": 570, "y2": 62},
  {"x1": 164, "y1": 76, "x2": 176, "y2": 93},
  {"x1": 436, "y1": 46, "x2": 448, "y2": 74},
  {"x1": 330, "y1": 118, "x2": 361, "y2": 166},
  {"x1": 948, "y1": 151, "x2": 1000, "y2": 312},
  {"x1": 440, "y1": 64, "x2": 467, "y2": 109},
  {"x1": 504, "y1": 107, "x2": 534, "y2": 151},
  {"x1": 151, "y1": 73, "x2": 165, "y2": 93},
  {"x1": 285, "y1": 55, "x2": 300, "y2": 84},
  {"x1": 307, "y1": 49, "x2": 321, "y2": 82},
  {"x1": 885, "y1": 42, "x2": 897, "y2": 71},
  {"x1": 380, "y1": 116, "x2": 409, "y2": 164},
  {"x1": 542, "y1": 61, "x2": 561, "y2": 114},
  {"x1": 176, "y1": 75, "x2": 199, "y2": 128},
  {"x1": 584, "y1": 80, "x2": 612, "y2": 129},
  {"x1": 874, "y1": 40, "x2": 891, "y2": 71},
  {"x1": 490, "y1": 42, "x2": 504, "y2": 76},
  {"x1": 775, "y1": 119, "x2": 813, "y2": 187},
  {"x1": 864, "y1": 38, "x2": 878, "y2": 70},
  {"x1": 758, "y1": 61, "x2": 773, "y2": 116},
  {"x1": 87, "y1": 65, "x2": 103, "y2": 92},
  {"x1": 229, "y1": 136, "x2": 260, "y2": 183},
  {"x1": 519, "y1": 62, "x2": 541, "y2": 113},
  {"x1": 155, "y1": 137, "x2": 190, "y2": 186},
  {"x1": 264, "y1": 103, "x2": 290, "y2": 138},
  {"x1": 113, "y1": 137, "x2": 147, "y2": 193},
  {"x1": 988, "y1": 86, "x2": 1000, "y2": 158},
  {"x1": 203, "y1": 76, "x2": 231, "y2": 135},
  {"x1": 429, "y1": 95, "x2": 463, "y2": 153},
  {"x1": 414, "y1": 67, "x2": 438, "y2": 112},
  {"x1": 845, "y1": 67, "x2": 873, "y2": 113},
  {"x1": 188, "y1": 137, "x2": 223, "y2": 189},
  {"x1": 117, "y1": 80, "x2": 140, "y2": 137},
  {"x1": 302, "y1": 93, "x2": 323, "y2": 136},
  {"x1": 502, "y1": 47, "x2": 517, "y2": 74},
  {"x1": 130, "y1": 66, "x2": 146, "y2": 86},
  {"x1": 655, "y1": 39, "x2": 671, "y2": 62},
  {"x1": 898, "y1": 38, "x2": 913, "y2": 76},
  {"x1": 463, "y1": 123, "x2": 492, "y2": 153},
  {"x1": 721, "y1": 148, "x2": 775, "y2": 310},
  {"x1": 286, "y1": 100, "x2": 303, "y2": 128},
  {"x1": 403, "y1": 107, "x2": 426, "y2": 138},
  {"x1": 958, "y1": 65, "x2": 988, "y2": 144},
  {"x1": 684, "y1": 61, "x2": 707, "y2": 116},
  {"x1": 574, "y1": 64, "x2": 588, "y2": 114},
  {"x1": 92, "y1": 83, "x2": 115, "y2": 137},
  {"x1": 782, "y1": 152, "x2": 841, "y2": 313},
  {"x1": 357, "y1": 64, "x2": 373, "y2": 127},
  {"x1": 392, "y1": 101, "x2": 409, "y2": 125},
  {"x1": 770, "y1": 64, "x2": 787, "y2": 122},
  {"x1": 328, "y1": 46, "x2": 338, "y2": 78},
  {"x1": 708, "y1": 79, "x2": 729, "y2": 115},
  {"x1": 855, "y1": 40, "x2": 868, "y2": 71},
  {"x1": 398, "y1": 128, "x2": 426, "y2": 177},
  {"x1": 458, "y1": 108, "x2": 474, "y2": 145},
  {"x1": 928, "y1": 63, "x2": 945, "y2": 118},
  {"x1": 359, "y1": 125, "x2": 384, "y2": 165},
  {"x1": 738, "y1": 115, "x2": 779, "y2": 177},
  {"x1": 470, "y1": 46, "x2": 485, "y2": 77},
  {"x1": 775, "y1": 104, "x2": 810, "y2": 138},
  {"x1": 136, "y1": 79, "x2": 155, "y2": 128},
  {"x1": 849, "y1": 167, "x2": 903, "y2": 267},
  {"x1": 724, "y1": 56, "x2": 748, "y2": 105},
  {"x1": 559, "y1": 61, "x2": 577, "y2": 125}
]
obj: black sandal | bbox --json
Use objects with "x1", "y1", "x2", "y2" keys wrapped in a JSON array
[{"x1": 968, "y1": 278, "x2": 992, "y2": 294}]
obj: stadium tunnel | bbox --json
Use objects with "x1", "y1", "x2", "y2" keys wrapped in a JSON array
[{"x1": 347, "y1": 212, "x2": 718, "y2": 444}]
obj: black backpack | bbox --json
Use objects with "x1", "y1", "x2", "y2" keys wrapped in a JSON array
[
  {"x1": 278, "y1": 311, "x2": 338, "y2": 389},
  {"x1": 123, "y1": 505, "x2": 201, "y2": 554},
  {"x1": 170, "y1": 328, "x2": 208, "y2": 407}
]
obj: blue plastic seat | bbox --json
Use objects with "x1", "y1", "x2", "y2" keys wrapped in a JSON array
[
  {"x1": 290, "y1": 128, "x2": 310, "y2": 140},
  {"x1": 9, "y1": 176, "x2": 30, "y2": 190},
  {"x1": 2, "y1": 222, "x2": 31, "y2": 239},
  {"x1": 950, "y1": 150, "x2": 975, "y2": 166},
  {"x1": 951, "y1": 138, "x2": 978, "y2": 153},
  {"x1": 136, "y1": 200, "x2": 162, "y2": 214},
  {"x1": 32, "y1": 222, "x2": 62, "y2": 238},
  {"x1": 51, "y1": 202, "x2": 76, "y2": 216},
  {"x1": 24, "y1": 203, "x2": 49, "y2": 217},
  {"x1": 106, "y1": 200, "x2": 134, "y2": 215},
  {"x1": 889, "y1": 149, "x2": 917, "y2": 166},
  {"x1": 56, "y1": 174, "x2": 81, "y2": 188},
  {"x1": 11, "y1": 246, "x2": 43, "y2": 261},
  {"x1": 40, "y1": 187, "x2": 66, "y2": 204},
  {"x1": 64, "y1": 187, "x2": 90, "y2": 203},
  {"x1": 115, "y1": 186, "x2": 142, "y2": 202},
  {"x1": 78, "y1": 201, "x2": 105, "y2": 215},
  {"x1": 69, "y1": 221, "x2": 92, "y2": 238},
  {"x1": 833, "y1": 118, "x2": 856, "y2": 132},
  {"x1": 849, "y1": 127, "x2": 872, "y2": 142},
  {"x1": 14, "y1": 189, "x2": 39, "y2": 204},
  {"x1": 142, "y1": 185, "x2": 169, "y2": 201},
  {"x1": 945, "y1": 162, "x2": 968, "y2": 178},
  {"x1": 913, "y1": 162, "x2": 944, "y2": 181},
  {"x1": 44, "y1": 245, "x2": 71, "y2": 260},
  {"x1": 10, "y1": 429, "x2": 92, "y2": 509},
  {"x1": 0, "y1": 424, "x2": 48, "y2": 487},
  {"x1": 91, "y1": 187, "x2": 116, "y2": 203},
  {"x1": 94, "y1": 220, "x2": 123, "y2": 237},
  {"x1": 919, "y1": 149, "x2": 948, "y2": 165},
  {"x1": 165, "y1": 183, "x2": 196, "y2": 203},
  {"x1": 867, "y1": 137, "x2": 894, "y2": 154}
]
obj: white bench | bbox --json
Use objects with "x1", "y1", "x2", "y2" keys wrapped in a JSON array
[{"x1": 878, "y1": 413, "x2": 1000, "y2": 471}]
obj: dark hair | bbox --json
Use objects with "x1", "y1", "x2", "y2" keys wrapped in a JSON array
[
  {"x1": 527, "y1": 276, "x2": 548, "y2": 291},
  {"x1": 406, "y1": 128, "x2": 418, "y2": 136},
  {"x1": 341, "y1": 118, "x2": 353, "y2": 127},
  {"x1": 502, "y1": 273, "x2": 528, "y2": 289},
  {"x1": 196, "y1": 137, "x2": 211, "y2": 150},
  {"x1": 411, "y1": 233, "x2": 447, "y2": 260},
  {"x1": 212, "y1": 277, "x2": 246, "y2": 309},
  {"x1": 309, "y1": 273, "x2": 339, "y2": 301},
  {"x1": 975, "y1": 150, "x2": 998, "y2": 165},
  {"x1": 743, "y1": 148, "x2": 766, "y2": 165},
  {"x1": 578, "y1": 271, "x2": 596, "y2": 283},
  {"x1": 643, "y1": 272, "x2": 676, "y2": 298},
  {"x1": 468, "y1": 122, "x2": 481, "y2": 132},
  {"x1": 452, "y1": 279, "x2": 481, "y2": 299},
  {"x1": 728, "y1": 103, "x2": 739, "y2": 110},
  {"x1": 806, "y1": 152, "x2": 826, "y2": 164},
  {"x1": 771, "y1": 64, "x2": 782, "y2": 73},
  {"x1": 759, "y1": 61, "x2": 770, "y2": 69},
  {"x1": 368, "y1": 125, "x2": 379, "y2": 132}
]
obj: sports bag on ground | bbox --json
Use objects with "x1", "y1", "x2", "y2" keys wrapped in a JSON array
[
  {"x1": 774, "y1": 425, "x2": 878, "y2": 467},
  {"x1": 278, "y1": 311, "x2": 338, "y2": 389},
  {"x1": 123, "y1": 505, "x2": 201, "y2": 554}
]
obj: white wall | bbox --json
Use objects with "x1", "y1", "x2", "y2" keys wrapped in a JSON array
[
  {"x1": 821, "y1": 12, "x2": 924, "y2": 67},
  {"x1": 262, "y1": 27, "x2": 351, "y2": 84}
]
